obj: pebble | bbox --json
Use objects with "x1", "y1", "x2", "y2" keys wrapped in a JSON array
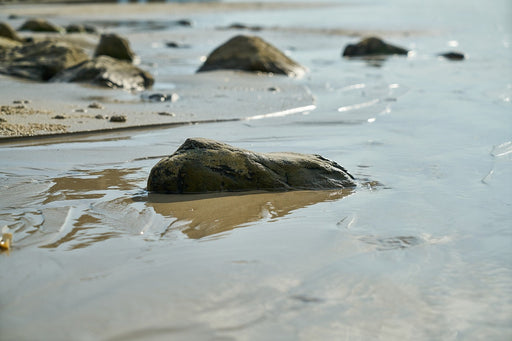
[
  {"x1": 158, "y1": 112, "x2": 176, "y2": 117},
  {"x1": 88, "y1": 102, "x2": 104, "y2": 109},
  {"x1": 110, "y1": 115, "x2": 126, "y2": 122},
  {"x1": 53, "y1": 114, "x2": 67, "y2": 119}
]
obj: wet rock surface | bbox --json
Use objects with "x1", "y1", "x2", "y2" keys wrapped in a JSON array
[
  {"x1": 51, "y1": 55, "x2": 154, "y2": 90},
  {"x1": 197, "y1": 35, "x2": 305, "y2": 77},
  {"x1": 147, "y1": 137, "x2": 356, "y2": 193},
  {"x1": 0, "y1": 40, "x2": 89, "y2": 81},
  {"x1": 94, "y1": 33, "x2": 135, "y2": 62},
  {"x1": 342, "y1": 37, "x2": 409, "y2": 57},
  {"x1": 19, "y1": 18, "x2": 65, "y2": 33}
]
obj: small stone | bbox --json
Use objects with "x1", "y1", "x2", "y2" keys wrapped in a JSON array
[
  {"x1": 158, "y1": 112, "x2": 176, "y2": 117},
  {"x1": 12, "y1": 100, "x2": 31, "y2": 105},
  {"x1": 268, "y1": 86, "x2": 280, "y2": 93},
  {"x1": 94, "y1": 114, "x2": 106, "y2": 119},
  {"x1": 53, "y1": 114, "x2": 66, "y2": 119},
  {"x1": 439, "y1": 51, "x2": 465, "y2": 61},
  {"x1": 110, "y1": 115, "x2": 126, "y2": 122},
  {"x1": 74, "y1": 108, "x2": 87, "y2": 113},
  {"x1": 88, "y1": 102, "x2": 104, "y2": 109},
  {"x1": 176, "y1": 19, "x2": 193, "y2": 27}
]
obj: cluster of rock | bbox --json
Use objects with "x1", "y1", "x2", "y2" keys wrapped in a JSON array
[
  {"x1": 0, "y1": 20, "x2": 153, "y2": 90},
  {"x1": 147, "y1": 138, "x2": 356, "y2": 193}
]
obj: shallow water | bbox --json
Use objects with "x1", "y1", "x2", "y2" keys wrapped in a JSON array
[{"x1": 1, "y1": 0, "x2": 512, "y2": 340}]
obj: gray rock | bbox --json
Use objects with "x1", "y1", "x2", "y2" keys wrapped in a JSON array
[
  {"x1": 18, "y1": 18, "x2": 65, "y2": 33},
  {"x1": 51, "y1": 55, "x2": 154, "y2": 91},
  {"x1": 0, "y1": 22, "x2": 23, "y2": 42},
  {"x1": 147, "y1": 138, "x2": 356, "y2": 193},
  {"x1": 197, "y1": 35, "x2": 306, "y2": 77},
  {"x1": 94, "y1": 33, "x2": 135, "y2": 62},
  {"x1": 0, "y1": 40, "x2": 89, "y2": 81},
  {"x1": 342, "y1": 37, "x2": 408, "y2": 57}
]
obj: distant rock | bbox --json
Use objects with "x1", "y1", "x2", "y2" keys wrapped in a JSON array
[
  {"x1": 197, "y1": 35, "x2": 305, "y2": 77},
  {"x1": 0, "y1": 40, "x2": 89, "y2": 81},
  {"x1": 147, "y1": 137, "x2": 356, "y2": 193},
  {"x1": 65, "y1": 24, "x2": 98, "y2": 34},
  {"x1": 51, "y1": 55, "x2": 154, "y2": 91},
  {"x1": 94, "y1": 33, "x2": 135, "y2": 62},
  {"x1": 0, "y1": 22, "x2": 23, "y2": 42},
  {"x1": 18, "y1": 18, "x2": 65, "y2": 33},
  {"x1": 342, "y1": 37, "x2": 408, "y2": 57},
  {"x1": 439, "y1": 51, "x2": 465, "y2": 61}
]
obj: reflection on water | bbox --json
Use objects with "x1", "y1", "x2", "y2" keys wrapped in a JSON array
[
  {"x1": 1, "y1": 164, "x2": 355, "y2": 250},
  {"x1": 142, "y1": 189, "x2": 354, "y2": 239}
]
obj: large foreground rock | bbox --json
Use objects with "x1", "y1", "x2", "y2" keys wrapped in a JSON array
[
  {"x1": 94, "y1": 33, "x2": 135, "y2": 62},
  {"x1": 197, "y1": 35, "x2": 305, "y2": 77},
  {"x1": 343, "y1": 37, "x2": 408, "y2": 57},
  {"x1": 147, "y1": 138, "x2": 356, "y2": 193},
  {"x1": 51, "y1": 55, "x2": 154, "y2": 90},
  {"x1": 0, "y1": 40, "x2": 89, "y2": 80}
]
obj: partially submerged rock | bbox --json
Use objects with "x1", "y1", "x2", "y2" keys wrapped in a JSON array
[
  {"x1": 0, "y1": 40, "x2": 89, "y2": 81},
  {"x1": 197, "y1": 35, "x2": 305, "y2": 77},
  {"x1": 439, "y1": 51, "x2": 465, "y2": 61},
  {"x1": 0, "y1": 22, "x2": 23, "y2": 42},
  {"x1": 51, "y1": 55, "x2": 154, "y2": 90},
  {"x1": 19, "y1": 18, "x2": 65, "y2": 33},
  {"x1": 94, "y1": 33, "x2": 135, "y2": 62},
  {"x1": 342, "y1": 37, "x2": 408, "y2": 57},
  {"x1": 65, "y1": 24, "x2": 98, "y2": 34},
  {"x1": 147, "y1": 138, "x2": 356, "y2": 193}
]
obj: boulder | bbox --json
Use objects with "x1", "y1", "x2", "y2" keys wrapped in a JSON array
[
  {"x1": 51, "y1": 55, "x2": 154, "y2": 91},
  {"x1": 65, "y1": 24, "x2": 98, "y2": 34},
  {"x1": 342, "y1": 37, "x2": 408, "y2": 57},
  {"x1": 94, "y1": 33, "x2": 135, "y2": 62},
  {"x1": 0, "y1": 22, "x2": 23, "y2": 42},
  {"x1": 197, "y1": 35, "x2": 305, "y2": 77},
  {"x1": 18, "y1": 18, "x2": 65, "y2": 33},
  {"x1": 0, "y1": 40, "x2": 89, "y2": 81},
  {"x1": 147, "y1": 138, "x2": 356, "y2": 193}
]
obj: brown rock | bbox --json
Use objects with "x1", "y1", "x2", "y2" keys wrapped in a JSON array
[
  {"x1": 51, "y1": 55, "x2": 154, "y2": 91},
  {"x1": 147, "y1": 138, "x2": 356, "y2": 193},
  {"x1": 342, "y1": 37, "x2": 409, "y2": 57},
  {"x1": 197, "y1": 35, "x2": 305, "y2": 77},
  {"x1": 94, "y1": 33, "x2": 135, "y2": 62},
  {"x1": 0, "y1": 40, "x2": 89, "y2": 81},
  {"x1": 0, "y1": 22, "x2": 23, "y2": 42},
  {"x1": 19, "y1": 18, "x2": 65, "y2": 33}
]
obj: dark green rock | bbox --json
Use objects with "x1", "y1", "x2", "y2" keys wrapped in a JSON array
[
  {"x1": 342, "y1": 37, "x2": 408, "y2": 57},
  {"x1": 147, "y1": 138, "x2": 356, "y2": 193},
  {"x1": 197, "y1": 35, "x2": 305, "y2": 77}
]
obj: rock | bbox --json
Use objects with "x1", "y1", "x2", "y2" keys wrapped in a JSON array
[
  {"x1": 88, "y1": 102, "x2": 104, "y2": 109},
  {"x1": 0, "y1": 22, "x2": 23, "y2": 42},
  {"x1": 147, "y1": 138, "x2": 356, "y2": 193},
  {"x1": 51, "y1": 55, "x2": 154, "y2": 91},
  {"x1": 439, "y1": 51, "x2": 465, "y2": 61},
  {"x1": 176, "y1": 19, "x2": 193, "y2": 27},
  {"x1": 65, "y1": 24, "x2": 98, "y2": 34},
  {"x1": 165, "y1": 41, "x2": 190, "y2": 48},
  {"x1": 0, "y1": 40, "x2": 89, "y2": 81},
  {"x1": 110, "y1": 115, "x2": 126, "y2": 122},
  {"x1": 197, "y1": 35, "x2": 306, "y2": 77},
  {"x1": 342, "y1": 37, "x2": 409, "y2": 57},
  {"x1": 141, "y1": 92, "x2": 179, "y2": 102},
  {"x1": 225, "y1": 23, "x2": 263, "y2": 31},
  {"x1": 94, "y1": 33, "x2": 135, "y2": 62},
  {"x1": 18, "y1": 18, "x2": 65, "y2": 33}
]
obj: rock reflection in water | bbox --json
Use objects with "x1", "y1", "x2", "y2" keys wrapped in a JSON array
[{"x1": 143, "y1": 189, "x2": 354, "y2": 239}]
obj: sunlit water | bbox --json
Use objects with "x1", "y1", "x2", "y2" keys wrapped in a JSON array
[{"x1": 1, "y1": 0, "x2": 511, "y2": 340}]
